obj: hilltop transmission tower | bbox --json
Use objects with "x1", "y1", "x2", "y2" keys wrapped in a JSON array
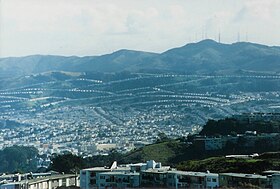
[
  {"x1": 237, "y1": 32, "x2": 240, "y2": 42},
  {"x1": 218, "y1": 30, "x2": 221, "y2": 43},
  {"x1": 201, "y1": 29, "x2": 205, "y2": 40}
]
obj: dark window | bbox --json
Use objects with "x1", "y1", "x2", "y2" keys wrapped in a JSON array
[
  {"x1": 62, "y1": 178, "x2": 67, "y2": 186},
  {"x1": 90, "y1": 172, "x2": 96, "y2": 177},
  {"x1": 90, "y1": 178, "x2": 96, "y2": 185}
]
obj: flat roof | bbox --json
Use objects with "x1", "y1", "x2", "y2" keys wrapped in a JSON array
[
  {"x1": 0, "y1": 174, "x2": 19, "y2": 178},
  {"x1": 0, "y1": 175, "x2": 77, "y2": 186},
  {"x1": 112, "y1": 167, "x2": 130, "y2": 171},
  {"x1": 168, "y1": 171, "x2": 218, "y2": 177},
  {"x1": 98, "y1": 172, "x2": 139, "y2": 176},
  {"x1": 263, "y1": 170, "x2": 280, "y2": 174},
  {"x1": 219, "y1": 173, "x2": 267, "y2": 179},
  {"x1": 82, "y1": 167, "x2": 111, "y2": 171},
  {"x1": 28, "y1": 174, "x2": 76, "y2": 184},
  {"x1": 0, "y1": 182, "x2": 23, "y2": 186},
  {"x1": 82, "y1": 166, "x2": 131, "y2": 172},
  {"x1": 141, "y1": 168, "x2": 170, "y2": 174},
  {"x1": 128, "y1": 163, "x2": 147, "y2": 166}
]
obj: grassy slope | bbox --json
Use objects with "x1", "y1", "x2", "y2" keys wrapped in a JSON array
[
  {"x1": 177, "y1": 152, "x2": 280, "y2": 174},
  {"x1": 120, "y1": 138, "x2": 280, "y2": 174},
  {"x1": 121, "y1": 139, "x2": 186, "y2": 165}
]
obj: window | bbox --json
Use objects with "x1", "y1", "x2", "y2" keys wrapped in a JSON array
[
  {"x1": 100, "y1": 176, "x2": 105, "y2": 179},
  {"x1": 62, "y1": 178, "x2": 67, "y2": 186},
  {"x1": 90, "y1": 179, "x2": 96, "y2": 185},
  {"x1": 90, "y1": 172, "x2": 96, "y2": 177},
  {"x1": 212, "y1": 178, "x2": 217, "y2": 182}
]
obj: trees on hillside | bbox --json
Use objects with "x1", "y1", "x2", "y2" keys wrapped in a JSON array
[
  {"x1": 199, "y1": 118, "x2": 280, "y2": 136},
  {"x1": 0, "y1": 146, "x2": 38, "y2": 173}
]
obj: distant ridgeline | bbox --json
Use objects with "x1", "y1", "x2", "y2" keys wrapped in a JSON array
[
  {"x1": 199, "y1": 112, "x2": 280, "y2": 136},
  {"x1": 1, "y1": 40, "x2": 280, "y2": 75}
]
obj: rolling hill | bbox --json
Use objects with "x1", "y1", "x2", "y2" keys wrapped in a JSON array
[{"x1": 1, "y1": 40, "x2": 280, "y2": 77}]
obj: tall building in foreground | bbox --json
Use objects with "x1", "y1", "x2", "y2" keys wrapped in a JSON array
[
  {"x1": 80, "y1": 160, "x2": 164, "y2": 189},
  {"x1": 80, "y1": 160, "x2": 280, "y2": 189},
  {"x1": 80, "y1": 160, "x2": 221, "y2": 189}
]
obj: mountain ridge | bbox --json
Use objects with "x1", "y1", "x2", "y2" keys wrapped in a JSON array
[{"x1": 1, "y1": 39, "x2": 280, "y2": 77}]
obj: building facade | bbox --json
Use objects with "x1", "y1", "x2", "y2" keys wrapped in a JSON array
[
  {"x1": 96, "y1": 171, "x2": 140, "y2": 189},
  {"x1": 0, "y1": 174, "x2": 79, "y2": 189},
  {"x1": 219, "y1": 173, "x2": 269, "y2": 188},
  {"x1": 167, "y1": 171, "x2": 219, "y2": 189},
  {"x1": 272, "y1": 174, "x2": 280, "y2": 189},
  {"x1": 80, "y1": 160, "x2": 165, "y2": 189}
]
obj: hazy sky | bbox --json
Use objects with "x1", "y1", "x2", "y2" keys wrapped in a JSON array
[{"x1": 1, "y1": 0, "x2": 280, "y2": 57}]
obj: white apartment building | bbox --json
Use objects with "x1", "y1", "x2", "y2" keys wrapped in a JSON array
[
  {"x1": 167, "y1": 171, "x2": 219, "y2": 189},
  {"x1": 80, "y1": 160, "x2": 162, "y2": 189}
]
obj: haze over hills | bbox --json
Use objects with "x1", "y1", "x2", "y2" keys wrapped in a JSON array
[
  {"x1": 0, "y1": 40, "x2": 280, "y2": 155},
  {"x1": 1, "y1": 40, "x2": 280, "y2": 77}
]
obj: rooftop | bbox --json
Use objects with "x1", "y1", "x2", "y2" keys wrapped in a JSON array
[
  {"x1": 82, "y1": 166, "x2": 130, "y2": 172},
  {"x1": 0, "y1": 174, "x2": 77, "y2": 186},
  {"x1": 98, "y1": 172, "x2": 139, "y2": 176},
  {"x1": 141, "y1": 167, "x2": 171, "y2": 174},
  {"x1": 168, "y1": 171, "x2": 218, "y2": 177},
  {"x1": 263, "y1": 170, "x2": 280, "y2": 175},
  {"x1": 28, "y1": 174, "x2": 77, "y2": 184},
  {"x1": 82, "y1": 167, "x2": 111, "y2": 171},
  {"x1": 219, "y1": 173, "x2": 267, "y2": 179}
]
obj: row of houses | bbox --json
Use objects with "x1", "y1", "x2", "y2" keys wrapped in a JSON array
[
  {"x1": 80, "y1": 160, "x2": 280, "y2": 189},
  {"x1": 233, "y1": 112, "x2": 280, "y2": 123}
]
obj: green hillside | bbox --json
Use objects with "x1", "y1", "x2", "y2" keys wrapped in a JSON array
[
  {"x1": 121, "y1": 139, "x2": 187, "y2": 165},
  {"x1": 177, "y1": 152, "x2": 280, "y2": 174}
]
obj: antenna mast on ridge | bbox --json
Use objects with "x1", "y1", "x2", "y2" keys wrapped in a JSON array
[
  {"x1": 218, "y1": 30, "x2": 221, "y2": 43},
  {"x1": 237, "y1": 32, "x2": 240, "y2": 42}
]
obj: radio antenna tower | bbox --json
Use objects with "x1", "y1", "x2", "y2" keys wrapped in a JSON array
[
  {"x1": 218, "y1": 30, "x2": 221, "y2": 43},
  {"x1": 237, "y1": 32, "x2": 240, "y2": 42}
]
